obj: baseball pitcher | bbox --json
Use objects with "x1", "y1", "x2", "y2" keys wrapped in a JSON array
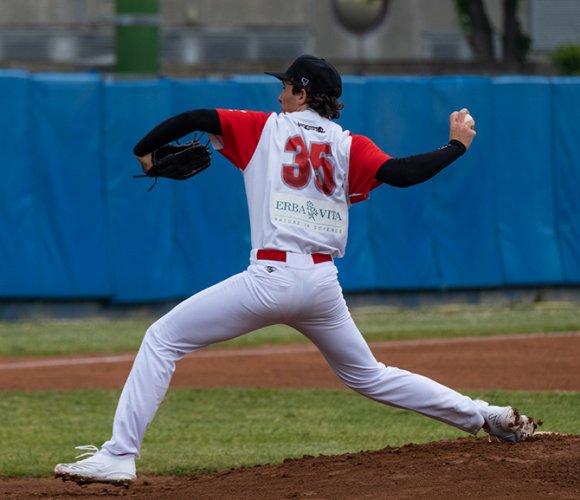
[{"x1": 55, "y1": 55, "x2": 538, "y2": 488}]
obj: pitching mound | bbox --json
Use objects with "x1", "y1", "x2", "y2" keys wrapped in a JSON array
[{"x1": 2, "y1": 433, "x2": 579, "y2": 499}]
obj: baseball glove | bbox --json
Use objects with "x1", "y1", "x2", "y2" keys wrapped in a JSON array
[{"x1": 135, "y1": 138, "x2": 211, "y2": 191}]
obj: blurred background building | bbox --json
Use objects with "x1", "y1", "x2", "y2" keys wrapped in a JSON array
[{"x1": 1, "y1": 0, "x2": 579, "y2": 75}]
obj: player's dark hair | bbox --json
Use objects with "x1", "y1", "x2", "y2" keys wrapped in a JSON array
[
  {"x1": 291, "y1": 84, "x2": 343, "y2": 120},
  {"x1": 307, "y1": 93, "x2": 344, "y2": 120}
]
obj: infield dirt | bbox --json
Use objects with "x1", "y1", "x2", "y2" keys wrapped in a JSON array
[{"x1": 1, "y1": 333, "x2": 579, "y2": 499}]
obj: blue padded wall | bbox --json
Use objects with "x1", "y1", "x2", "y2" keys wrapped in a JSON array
[{"x1": 1, "y1": 73, "x2": 579, "y2": 301}]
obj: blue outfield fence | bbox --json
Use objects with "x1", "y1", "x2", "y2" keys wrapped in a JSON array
[{"x1": 1, "y1": 71, "x2": 579, "y2": 302}]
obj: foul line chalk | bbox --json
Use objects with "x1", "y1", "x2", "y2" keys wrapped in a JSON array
[{"x1": 0, "y1": 331, "x2": 578, "y2": 371}]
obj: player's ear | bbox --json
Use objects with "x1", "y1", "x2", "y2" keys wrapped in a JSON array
[{"x1": 298, "y1": 88, "x2": 308, "y2": 105}]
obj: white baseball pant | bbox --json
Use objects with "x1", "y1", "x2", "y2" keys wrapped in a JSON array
[{"x1": 102, "y1": 251, "x2": 485, "y2": 457}]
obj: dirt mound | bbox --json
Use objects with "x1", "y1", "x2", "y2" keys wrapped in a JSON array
[{"x1": 2, "y1": 433, "x2": 579, "y2": 499}]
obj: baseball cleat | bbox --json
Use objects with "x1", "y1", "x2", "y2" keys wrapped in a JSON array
[
  {"x1": 483, "y1": 405, "x2": 539, "y2": 443},
  {"x1": 54, "y1": 445, "x2": 136, "y2": 488}
]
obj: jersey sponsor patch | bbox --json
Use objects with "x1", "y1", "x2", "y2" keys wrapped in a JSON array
[{"x1": 270, "y1": 192, "x2": 347, "y2": 235}]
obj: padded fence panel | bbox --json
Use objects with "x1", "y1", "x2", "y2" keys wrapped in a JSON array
[
  {"x1": 0, "y1": 72, "x2": 111, "y2": 297},
  {"x1": 170, "y1": 79, "x2": 255, "y2": 296},
  {"x1": 552, "y1": 79, "x2": 580, "y2": 283},
  {"x1": 493, "y1": 77, "x2": 563, "y2": 285},
  {"x1": 429, "y1": 76, "x2": 503, "y2": 288},
  {"x1": 26, "y1": 73, "x2": 109, "y2": 297},
  {"x1": 355, "y1": 77, "x2": 440, "y2": 290},
  {"x1": 103, "y1": 79, "x2": 176, "y2": 302},
  {"x1": 0, "y1": 71, "x2": 37, "y2": 296}
]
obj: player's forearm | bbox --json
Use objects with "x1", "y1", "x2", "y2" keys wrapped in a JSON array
[
  {"x1": 375, "y1": 139, "x2": 466, "y2": 188},
  {"x1": 134, "y1": 109, "x2": 222, "y2": 156}
]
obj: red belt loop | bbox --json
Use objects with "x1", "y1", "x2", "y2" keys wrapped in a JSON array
[{"x1": 257, "y1": 249, "x2": 332, "y2": 264}]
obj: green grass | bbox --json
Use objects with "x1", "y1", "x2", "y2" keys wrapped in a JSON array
[
  {"x1": 0, "y1": 318, "x2": 152, "y2": 357},
  {"x1": 0, "y1": 302, "x2": 578, "y2": 479},
  {"x1": 0, "y1": 388, "x2": 578, "y2": 478},
  {"x1": 1, "y1": 301, "x2": 579, "y2": 357}
]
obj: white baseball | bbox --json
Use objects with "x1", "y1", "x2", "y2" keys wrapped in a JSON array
[{"x1": 464, "y1": 113, "x2": 474, "y2": 125}]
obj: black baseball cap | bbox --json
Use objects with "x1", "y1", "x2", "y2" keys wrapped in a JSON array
[{"x1": 265, "y1": 55, "x2": 342, "y2": 98}]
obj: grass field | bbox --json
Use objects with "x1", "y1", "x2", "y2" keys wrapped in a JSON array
[
  {"x1": 1, "y1": 301, "x2": 579, "y2": 357},
  {"x1": 1, "y1": 388, "x2": 578, "y2": 477},
  {"x1": 0, "y1": 302, "x2": 578, "y2": 478}
]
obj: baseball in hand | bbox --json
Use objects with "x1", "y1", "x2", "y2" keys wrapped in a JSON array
[{"x1": 464, "y1": 113, "x2": 475, "y2": 127}]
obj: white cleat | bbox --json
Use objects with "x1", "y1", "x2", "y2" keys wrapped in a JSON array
[
  {"x1": 483, "y1": 405, "x2": 539, "y2": 443},
  {"x1": 54, "y1": 445, "x2": 136, "y2": 488}
]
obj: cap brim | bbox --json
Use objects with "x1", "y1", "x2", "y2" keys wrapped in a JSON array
[{"x1": 264, "y1": 71, "x2": 290, "y2": 82}]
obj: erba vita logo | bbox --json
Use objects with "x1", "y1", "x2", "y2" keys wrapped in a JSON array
[{"x1": 274, "y1": 200, "x2": 343, "y2": 223}]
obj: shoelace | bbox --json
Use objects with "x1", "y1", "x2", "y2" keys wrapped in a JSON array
[{"x1": 74, "y1": 444, "x2": 100, "y2": 459}]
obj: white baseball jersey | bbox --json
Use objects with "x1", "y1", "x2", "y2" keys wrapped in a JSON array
[{"x1": 210, "y1": 109, "x2": 391, "y2": 257}]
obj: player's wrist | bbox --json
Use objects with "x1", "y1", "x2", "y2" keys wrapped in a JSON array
[{"x1": 449, "y1": 139, "x2": 467, "y2": 154}]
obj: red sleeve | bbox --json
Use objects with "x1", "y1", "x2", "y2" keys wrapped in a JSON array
[
  {"x1": 348, "y1": 134, "x2": 392, "y2": 203},
  {"x1": 214, "y1": 109, "x2": 271, "y2": 170}
]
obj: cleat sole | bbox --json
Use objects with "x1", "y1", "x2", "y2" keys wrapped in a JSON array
[{"x1": 55, "y1": 471, "x2": 133, "y2": 489}]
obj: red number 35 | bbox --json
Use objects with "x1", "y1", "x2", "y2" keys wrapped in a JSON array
[{"x1": 282, "y1": 136, "x2": 335, "y2": 196}]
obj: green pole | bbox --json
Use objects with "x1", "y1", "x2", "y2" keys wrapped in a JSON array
[{"x1": 115, "y1": 0, "x2": 160, "y2": 75}]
